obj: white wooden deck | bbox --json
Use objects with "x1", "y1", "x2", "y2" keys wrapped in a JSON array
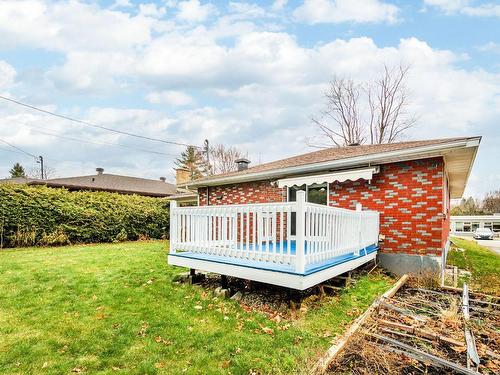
[{"x1": 168, "y1": 191, "x2": 379, "y2": 290}]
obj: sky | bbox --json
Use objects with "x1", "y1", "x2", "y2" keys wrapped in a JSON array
[{"x1": 0, "y1": 0, "x2": 498, "y2": 198}]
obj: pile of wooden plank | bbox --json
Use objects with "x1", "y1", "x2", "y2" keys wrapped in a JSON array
[{"x1": 315, "y1": 275, "x2": 499, "y2": 374}]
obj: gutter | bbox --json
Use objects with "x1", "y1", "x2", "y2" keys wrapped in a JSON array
[{"x1": 187, "y1": 137, "x2": 481, "y2": 188}]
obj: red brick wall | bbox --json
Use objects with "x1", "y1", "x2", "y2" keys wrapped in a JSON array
[
  {"x1": 198, "y1": 180, "x2": 285, "y2": 206},
  {"x1": 197, "y1": 157, "x2": 446, "y2": 257},
  {"x1": 328, "y1": 158, "x2": 446, "y2": 256}
]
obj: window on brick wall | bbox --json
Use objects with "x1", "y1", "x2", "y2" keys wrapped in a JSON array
[
  {"x1": 463, "y1": 222, "x2": 471, "y2": 232},
  {"x1": 472, "y1": 222, "x2": 480, "y2": 231},
  {"x1": 484, "y1": 222, "x2": 493, "y2": 230},
  {"x1": 493, "y1": 223, "x2": 500, "y2": 233},
  {"x1": 455, "y1": 222, "x2": 464, "y2": 232}
]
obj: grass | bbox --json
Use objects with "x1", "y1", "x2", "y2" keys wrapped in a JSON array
[
  {"x1": 0, "y1": 241, "x2": 392, "y2": 375},
  {"x1": 447, "y1": 237, "x2": 500, "y2": 295}
]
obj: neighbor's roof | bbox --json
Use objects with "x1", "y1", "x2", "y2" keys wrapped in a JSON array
[
  {"x1": 0, "y1": 177, "x2": 41, "y2": 185},
  {"x1": 31, "y1": 173, "x2": 176, "y2": 197},
  {"x1": 185, "y1": 136, "x2": 481, "y2": 199}
]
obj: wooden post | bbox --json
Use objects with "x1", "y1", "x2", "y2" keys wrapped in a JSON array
[
  {"x1": 221, "y1": 275, "x2": 228, "y2": 289},
  {"x1": 295, "y1": 190, "x2": 306, "y2": 274},
  {"x1": 356, "y1": 203, "x2": 362, "y2": 256},
  {"x1": 169, "y1": 200, "x2": 177, "y2": 254}
]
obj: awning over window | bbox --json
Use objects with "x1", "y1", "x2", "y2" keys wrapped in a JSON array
[{"x1": 277, "y1": 166, "x2": 379, "y2": 188}]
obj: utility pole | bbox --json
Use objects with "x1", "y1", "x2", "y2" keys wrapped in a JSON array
[
  {"x1": 38, "y1": 155, "x2": 44, "y2": 179},
  {"x1": 204, "y1": 139, "x2": 209, "y2": 164},
  {"x1": 204, "y1": 139, "x2": 210, "y2": 172}
]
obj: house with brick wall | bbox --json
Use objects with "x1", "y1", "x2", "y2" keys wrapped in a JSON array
[{"x1": 168, "y1": 137, "x2": 480, "y2": 289}]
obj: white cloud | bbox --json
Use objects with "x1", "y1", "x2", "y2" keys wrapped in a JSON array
[
  {"x1": 176, "y1": 0, "x2": 217, "y2": 22},
  {"x1": 424, "y1": 0, "x2": 500, "y2": 17},
  {"x1": 138, "y1": 3, "x2": 167, "y2": 18},
  {"x1": 146, "y1": 90, "x2": 194, "y2": 106},
  {"x1": 0, "y1": 0, "x2": 156, "y2": 52},
  {"x1": 272, "y1": 0, "x2": 288, "y2": 11},
  {"x1": 228, "y1": 2, "x2": 266, "y2": 18},
  {"x1": 462, "y1": 3, "x2": 500, "y2": 17},
  {"x1": 477, "y1": 42, "x2": 500, "y2": 53},
  {"x1": 423, "y1": 0, "x2": 470, "y2": 13},
  {"x1": 0, "y1": 61, "x2": 16, "y2": 89},
  {"x1": 111, "y1": 0, "x2": 133, "y2": 9},
  {"x1": 293, "y1": 0, "x2": 400, "y2": 24}
]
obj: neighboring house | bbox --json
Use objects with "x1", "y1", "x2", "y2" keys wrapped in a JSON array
[
  {"x1": 168, "y1": 137, "x2": 480, "y2": 288},
  {"x1": 450, "y1": 215, "x2": 500, "y2": 237},
  {"x1": 168, "y1": 167, "x2": 199, "y2": 205},
  {"x1": 1, "y1": 168, "x2": 176, "y2": 198},
  {"x1": 0, "y1": 177, "x2": 41, "y2": 185}
]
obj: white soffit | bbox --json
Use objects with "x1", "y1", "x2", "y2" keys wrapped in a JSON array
[{"x1": 277, "y1": 167, "x2": 379, "y2": 188}]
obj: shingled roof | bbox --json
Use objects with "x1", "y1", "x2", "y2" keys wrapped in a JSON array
[
  {"x1": 185, "y1": 137, "x2": 480, "y2": 191},
  {"x1": 32, "y1": 172, "x2": 176, "y2": 197}
]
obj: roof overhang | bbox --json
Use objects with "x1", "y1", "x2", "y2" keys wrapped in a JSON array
[
  {"x1": 186, "y1": 137, "x2": 481, "y2": 199},
  {"x1": 277, "y1": 167, "x2": 379, "y2": 188},
  {"x1": 168, "y1": 192, "x2": 198, "y2": 203}
]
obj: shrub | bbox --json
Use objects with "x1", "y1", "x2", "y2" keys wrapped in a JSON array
[
  {"x1": 39, "y1": 227, "x2": 70, "y2": 247},
  {"x1": 0, "y1": 185, "x2": 169, "y2": 248},
  {"x1": 114, "y1": 228, "x2": 128, "y2": 243}
]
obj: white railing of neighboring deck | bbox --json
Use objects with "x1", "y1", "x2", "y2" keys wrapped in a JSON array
[{"x1": 169, "y1": 191, "x2": 379, "y2": 273}]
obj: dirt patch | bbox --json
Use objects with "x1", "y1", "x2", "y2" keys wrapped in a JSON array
[{"x1": 193, "y1": 262, "x2": 383, "y2": 320}]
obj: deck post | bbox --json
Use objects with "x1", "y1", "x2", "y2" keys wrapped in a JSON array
[
  {"x1": 355, "y1": 203, "x2": 362, "y2": 256},
  {"x1": 170, "y1": 200, "x2": 177, "y2": 254},
  {"x1": 295, "y1": 191, "x2": 306, "y2": 274}
]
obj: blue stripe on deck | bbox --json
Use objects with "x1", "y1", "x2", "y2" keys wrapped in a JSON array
[{"x1": 169, "y1": 243, "x2": 378, "y2": 276}]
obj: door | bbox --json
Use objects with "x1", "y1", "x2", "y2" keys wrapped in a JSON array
[{"x1": 287, "y1": 183, "x2": 328, "y2": 236}]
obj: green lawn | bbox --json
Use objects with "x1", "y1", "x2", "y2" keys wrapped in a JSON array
[
  {"x1": 0, "y1": 241, "x2": 392, "y2": 375},
  {"x1": 447, "y1": 237, "x2": 500, "y2": 295}
]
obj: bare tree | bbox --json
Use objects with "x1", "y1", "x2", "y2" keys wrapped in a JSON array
[
  {"x1": 208, "y1": 143, "x2": 247, "y2": 175},
  {"x1": 27, "y1": 165, "x2": 56, "y2": 180},
  {"x1": 368, "y1": 65, "x2": 416, "y2": 144},
  {"x1": 312, "y1": 78, "x2": 365, "y2": 147},
  {"x1": 311, "y1": 64, "x2": 416, "y2": 147}
]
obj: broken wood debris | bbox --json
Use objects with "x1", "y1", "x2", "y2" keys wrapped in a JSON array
[{"x1": 318, "y1": 277, "x2": 499, "y2": 374}]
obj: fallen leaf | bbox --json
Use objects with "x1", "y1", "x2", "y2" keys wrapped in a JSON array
[
  {"x1": 261, "y1": 327, "x2": 274, "y2": 335},
  {"x1": 137, "y1": 322, "x2": 149, "y2": 337},
  {"x1": 194, "y1": 305, "x2": 203, "y2": 310},
  {"x1": 72, "y1": 367, "x2": 82, "y2": 373}
]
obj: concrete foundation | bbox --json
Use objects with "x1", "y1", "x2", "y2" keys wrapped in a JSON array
[{"x1": 378, "y1": 253, "x2": 442, "y2": 276}]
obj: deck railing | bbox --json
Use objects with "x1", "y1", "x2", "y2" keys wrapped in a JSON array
[{"x1": 169, "y1": 191, "x2": 379, "y2": 273}]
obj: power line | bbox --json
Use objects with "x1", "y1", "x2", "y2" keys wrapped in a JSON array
[
  {"x1": 0, "y1": 95, "x2": 199, "y2": 149},
  {"x1": 0, "y1": 137, "x2": 38, "y2": 159},
  {"x1": 9, "y1": 122, "x2": 180, "y2": 158},
  {"x1": 0, "y1": 145, "x2": 32, "y2": 157}
]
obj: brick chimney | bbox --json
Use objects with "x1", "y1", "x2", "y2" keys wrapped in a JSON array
[{"x1": 175, "y1": 168, "x2": 190, "y2": 186}]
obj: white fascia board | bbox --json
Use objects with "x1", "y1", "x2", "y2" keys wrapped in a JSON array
[
  {"x1": 451, "y1": 215, "x2": 500, "y2": 220},
  {"x1": 187, "y1": 137, "x2": 481, "y2": 188}
]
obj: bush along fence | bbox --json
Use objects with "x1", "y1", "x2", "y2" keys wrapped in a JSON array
[{"x1": 0, "y1": 185, "x2": 169, "y2": 248}]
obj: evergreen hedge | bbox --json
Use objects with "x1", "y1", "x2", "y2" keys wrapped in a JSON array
[{"x1": 0, "y1": 185, "x2": 169, "y2": 248}]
